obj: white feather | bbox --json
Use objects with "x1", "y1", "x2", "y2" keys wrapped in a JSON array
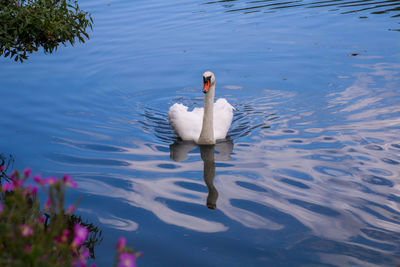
[{"x1": 168, "y1": 98, "x2": 234, "y2": 143}]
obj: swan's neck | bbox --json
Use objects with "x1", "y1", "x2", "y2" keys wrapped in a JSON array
[{"x1": 198, "y1": 84, "x2": 215, "y2": 145}]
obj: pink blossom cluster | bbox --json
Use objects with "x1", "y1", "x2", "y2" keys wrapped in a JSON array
[
  {"x1": 20, "y1": 224, "x2": 34, "y2": 237},
  {"x1": 73, "y1": 246, "x2": 94, "y2": 267},
  {"x1": 1, "y1": 168, "x2": 78, "y2": 194},
  {"x1": 72, "y1": 223, "x2": 89, "y2": 248},
  {"x1": 0, "y1": 167, "x2": 141, "y2": 266},
  {"x1": 33, "y1": 174, "x2": 77, "y2": 188},
  {"x1": 116, "y1": 237, "x2": 141, "y2": 267}
]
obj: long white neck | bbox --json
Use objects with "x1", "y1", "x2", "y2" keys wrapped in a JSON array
[{"x1": 198, "y1": 84, "x2": 215, "y2": 145}]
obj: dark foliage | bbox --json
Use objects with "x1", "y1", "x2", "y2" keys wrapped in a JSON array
[{"x1": 0, "y1": 0, "x2": 93, "y2": 62}]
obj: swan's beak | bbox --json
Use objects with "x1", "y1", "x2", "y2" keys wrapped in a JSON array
[{"x1": 203, "y1": 80, "x2": 210, "y2": 94}]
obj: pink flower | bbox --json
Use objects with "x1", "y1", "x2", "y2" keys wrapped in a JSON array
[
  {"x1": 33, "y1": 174, "x2": 44, "y2": 185},
  {"x1": 74, "y1": 224, "x2": 88, "y2": 240},
  {"x1": 81, "y1": 247, "x2": 90, "y2": 258},
  {"x1": 72, "y1": 224, "x2": 88, "y2": 248},
  {"x1": 20, "y1": 224, "x2": 33, "y2": 237},
  {"x1": 24, "y1": 168, "x2": 32, "y2": 178},
  {"x1": 63, "y1": 174, "x2": 78, "y2": 188},
  {"x1": 116, "y1": 237, "x2": 126, "y2": 252},
  {"x1": 78, "y1": 247, "x2": 90, "y2": 265},
  {"x1": 0, "y1": 165, "x2": 4, "y2": 172},
  {"x1": 2, "y1": 182, "x2": 14, "y2": 192},
  {"x1": 72, "y1": 237, "x2": 83, "y2": 248},
  {"x1": 118, "y1": 252, "x2": 136, "y2": 267}
]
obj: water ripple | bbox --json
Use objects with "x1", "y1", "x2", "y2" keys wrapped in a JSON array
[
  {"x1": 137, "y1": 90, "x2": 284, "y2": 143},
  {"x1": 1, "y1": 0, "x2": 399, "y2": 265},
  {"x1": 203, "y1": 0, "x2": 400, "y2": 22},
  {"x1": 25, "y1": 26, "x2": 400, "y2": 266}
]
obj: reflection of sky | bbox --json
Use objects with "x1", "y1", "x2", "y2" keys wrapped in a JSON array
[
  {"x1": 78, "y1": 177, "x2": 228, "y2": 233},
  {"x1": 64, "y1": 63, "x2": 400, "y2": 259},
  {"x1": 80, "y1": 208, "x2": 138, "y2": 231}
]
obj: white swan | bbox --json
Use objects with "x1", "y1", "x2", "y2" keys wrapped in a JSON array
[{"x1": 168, "y1": 71, "x2": 234, "y2": 145}]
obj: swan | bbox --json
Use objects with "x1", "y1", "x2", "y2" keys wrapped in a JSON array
[{"x1": 168, "y1": 71, "x2": 234, "y2": 145}]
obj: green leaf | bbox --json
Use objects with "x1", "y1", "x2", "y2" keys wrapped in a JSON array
[{"x1": 0, "y1": 0, "x2": 93, "y2": 62}]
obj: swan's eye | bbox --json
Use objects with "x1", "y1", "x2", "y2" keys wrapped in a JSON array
[{"x1": 203, "y1": 76, "x2": 211, "y2": 83}]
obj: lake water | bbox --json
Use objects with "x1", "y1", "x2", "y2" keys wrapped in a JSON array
[{"x1": 1, "y1": 0, "x2": 400, "y2": 266}]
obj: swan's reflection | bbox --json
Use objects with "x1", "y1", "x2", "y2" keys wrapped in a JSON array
[
  {"x1": 200, "y1": 145, "x2": 217, "y2": 209},
  {"x1": 169, "y1": 140, "x2": 234, "y2": 209}
]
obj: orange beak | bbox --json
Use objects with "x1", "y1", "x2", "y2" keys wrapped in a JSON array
[{"x1": 203, "y1": 80, "x2": 210, "y2": 94}]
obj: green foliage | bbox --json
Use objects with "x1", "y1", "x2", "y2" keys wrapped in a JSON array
[
  {"x1": 0, "y1": 168, "x2": 140, "y2": 267},
  {"x1": 0, "y1": 0, "x2": 93, "y2": 62},
  {"x1": 0, "y1": 171, "x2": 87, "y2": 266}
]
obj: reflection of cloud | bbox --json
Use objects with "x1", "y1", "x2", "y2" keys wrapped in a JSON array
[
  {"x1": 98, "y1": 215, "x2": 138, "y2": 231},
  {"x1": 340, "y1": 97, "x2": 382, "y2": 113},
  {"x1": 223, "y1": 85, "x2": 242, "y2": 90},
  {"x1": 321, "y1": 62, "x2": 400, "y2": 130},
  {"x1": 327, "y1": 73, "x2": 371, "y2": 106},
  {"x1": 78, "y1": 208, "x2": 138, "y2": 231},
  {"x1": 52, "y1": 61, "x2": 400, "y2": 262},
  {"x1": 318, "y1": 253, "x2": 382, "y2": 267},
  {"x1": 220, "y1": 62, "x2": 400, "y2": 254},
  {"x1": 354, "y1": 63, "x2": 400, "y2": 81},
  {"x1": 78, "y1": 177, "x2": 228, "y2": 233},
  {"x1": 226, "y1": 141, "x2": 400, "y2": 258},
  {"x1": 78, "y1": 174, "x2": 284, "y2": 232}
]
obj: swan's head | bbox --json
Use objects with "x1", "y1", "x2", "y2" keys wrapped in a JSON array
[{"x1": 202, "y1": 71, "x2": 215, "y2": 94}]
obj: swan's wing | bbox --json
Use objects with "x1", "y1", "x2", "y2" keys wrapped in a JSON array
[
  {"x1": 213, "y1": 98, "x2": 234, "y2": 140},
  {"x1": 168, "y1": 103, "x2": 203, "y2": 141}
]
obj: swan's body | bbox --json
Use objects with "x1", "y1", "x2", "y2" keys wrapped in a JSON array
[
  {"x1": 169, "y1": 98, "x2": 233, "y2": 143},
  {"x1": 168, "y1": 71, "x2": 234, "y2": 145}
]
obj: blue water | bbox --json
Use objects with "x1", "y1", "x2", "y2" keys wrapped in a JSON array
[{"x1": 1, "y1": 0, "x2": 400, "y2": 266}]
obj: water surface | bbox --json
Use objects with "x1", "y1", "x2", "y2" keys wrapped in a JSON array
[{"x1": 1, "y1": 0, "x2": 400, "y2": 266}]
